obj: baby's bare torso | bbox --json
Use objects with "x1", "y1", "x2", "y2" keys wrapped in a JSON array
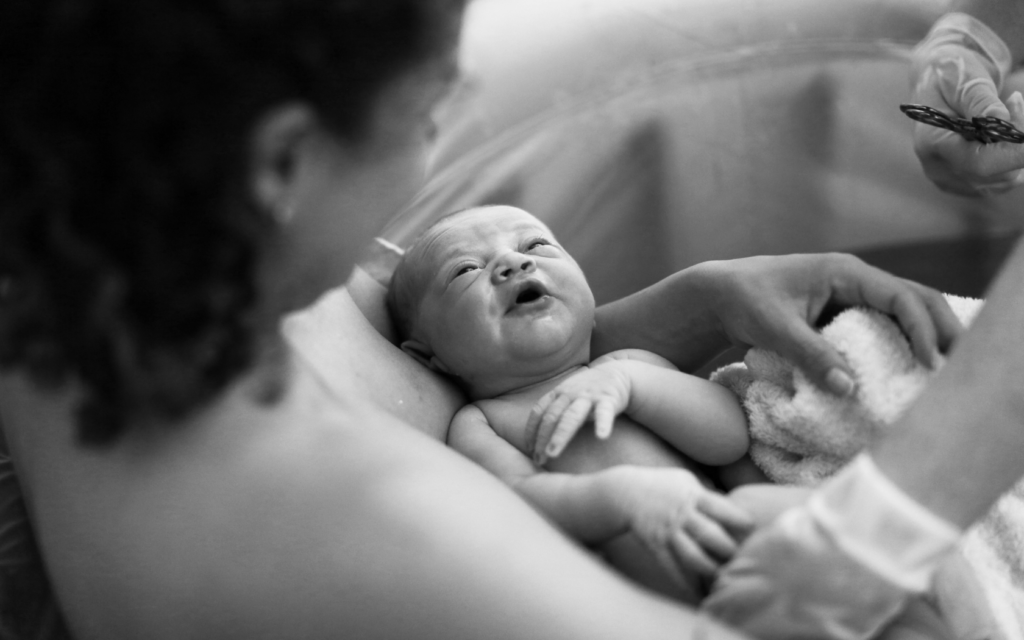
[
  {"x1": 474, "y1": 366, "x2": 700, "y2": 476},
  {"x1": 474, "y1": 365, "x2": 709, "y2": 604}
]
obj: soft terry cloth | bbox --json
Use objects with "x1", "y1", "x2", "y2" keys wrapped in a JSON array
[
  {"x1": 711, "y1": 295, "x2": 982, "y2": 486},
  {"x1": 712, "y1": 295, "x2": 1024, "y2": 640}
]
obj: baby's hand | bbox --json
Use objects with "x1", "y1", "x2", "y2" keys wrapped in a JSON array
[
  {"x1": 527, "y1": 363, "x2": 630, "y2": 464},
  {"x1": 618, "y1": 467, "x2": 754, "y2": 586}
]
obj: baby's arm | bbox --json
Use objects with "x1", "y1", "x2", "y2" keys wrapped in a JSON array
[
  {"x1": 449, "y1": 404, "x2": 628, "y2": 545},
  {"x1": 529, "y1": 350, "x2": 749, "y2": 466},
  {"x1": 449, "y1": 405, "x2": 753, "y2": 583}
]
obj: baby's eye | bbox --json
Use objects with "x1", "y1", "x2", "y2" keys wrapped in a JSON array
[
  {"x1": 525, "y1": 238, "x2": 551, "y2": 252},
  {"x1": 454, "y1": 264, "x2": 478, "y2": 277}
]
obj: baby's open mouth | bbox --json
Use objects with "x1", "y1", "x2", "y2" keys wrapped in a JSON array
[
  {"x1": 515, "y1": 288, "x2": 543, "y2": 304},
  {"x1": 509, "y1": 280, "x2": 550, "y2": 310}
]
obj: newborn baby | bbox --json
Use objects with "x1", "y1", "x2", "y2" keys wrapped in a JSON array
[{"x1": 386, "y1": 204, "x2": 802, "y2": 602}]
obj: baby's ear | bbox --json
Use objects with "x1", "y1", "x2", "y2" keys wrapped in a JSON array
[{"x1": 400, "y1": 339, "x2": 453, "y2": 375}]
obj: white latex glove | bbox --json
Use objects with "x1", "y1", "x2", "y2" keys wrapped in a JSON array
[
  {"x1": 702, "y1": 455, "x2": 960, "y2": 640},
  {"x1": 910, "y1": 13, "x2": 1024, "y2": 196}
]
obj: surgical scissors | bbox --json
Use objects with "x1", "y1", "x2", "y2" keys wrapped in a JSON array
[{"x1": 900, "y1": 103, "x2": 1024, "y2": 144}]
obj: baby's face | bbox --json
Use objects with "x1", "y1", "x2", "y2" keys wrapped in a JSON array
[{"x1": 411, "y1": 206, "x2": 595, "y2": 384}]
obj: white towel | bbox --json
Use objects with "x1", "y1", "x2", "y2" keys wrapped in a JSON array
[{"x1": 712, "y1": 294, "x2": 1024, "y2": 640}]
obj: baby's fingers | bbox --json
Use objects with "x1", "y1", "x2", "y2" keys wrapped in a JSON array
[
  {"x1": 699, "y1": 493, "x2": 756, "y2": 536},
  {"x1": 530, "y1": 393, "x2": 574, "y2": 464},
  {"x1": 687, "y1": 516, "x2": 740, "y2": 562},
  {"x1": 647, "y1": 543, "x2": 697, "y2": 592},
  {"x1": 525, "y1": 392, "x2": 557, "y2": 452},
  {"x1": 545, "y1": 398, "x2": 594, "y2": 459},
  {"x1": 594, "y1": 398, "x2": 616, "y2": 439},
  {"x1": 670, "y1": 531, "x2": 719, "y2": 579}
]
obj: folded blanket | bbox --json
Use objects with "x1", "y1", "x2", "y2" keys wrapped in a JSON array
[
  {"x1": 712, "y1": 295, "x2": 1024, "y2": 640},
  {"x1": 712, "y1": 294, "x2": 983, "y2": 485}
]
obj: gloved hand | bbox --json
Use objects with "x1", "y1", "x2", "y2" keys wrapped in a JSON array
[
  {"x1": 910, "y1": 12, "x2": 1024, "y2": 196},
  {"x1": 702, "y1": 455, "x2": 960, "y2": 640}
]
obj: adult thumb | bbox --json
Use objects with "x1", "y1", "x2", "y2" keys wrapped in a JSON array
[
  {"x1": 775, "y1": 323, "x2": 856, "y2": 398},
  {"x1": 938, "y1": 57, "x2": 1009, "y2": 119}
]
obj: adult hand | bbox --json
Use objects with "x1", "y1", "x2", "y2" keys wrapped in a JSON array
[
  {"x1": 705, "y1": 254, "x2": 962, "y2": 396},
  {"x1": 909, "y1": 12, "x2": 1024, "y2": 196},
  {"x1": 704, "y1": 455, "x2": 960, "y2": 639}
]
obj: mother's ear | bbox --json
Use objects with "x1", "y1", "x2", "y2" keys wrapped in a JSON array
[
  {"x1": 400, "y1": 339, "x2": 453, "y2": 376},
  {"x1": 249, "y1": 102, "x2": 319, "y2": 223}
]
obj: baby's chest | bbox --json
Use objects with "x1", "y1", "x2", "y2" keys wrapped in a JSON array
[{"x1": 476, "y1": 399, "x2": 690, "y2": 474}]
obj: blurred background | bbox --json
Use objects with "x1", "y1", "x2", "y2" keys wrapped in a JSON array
[{"x1": 375, "y1": 0, "x2": 1024, "y2": 307}]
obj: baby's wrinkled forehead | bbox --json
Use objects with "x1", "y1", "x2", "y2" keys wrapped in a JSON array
[{"x1": 413, "y1": 206, "x2": 552, "y2": 268}]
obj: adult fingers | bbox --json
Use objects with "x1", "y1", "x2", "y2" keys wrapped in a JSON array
[
  {"x1": 830, "y1": 260, "x2": 957, "y2": 367},
  {"x1": 915, "y1": 77, "x2": 1024, "y2": 187},
  {"x1": 914, "y1": 60, "x2": 1024, "y2": 192},
  {"x1": 767, "y1": 316, "x2": 856, "y2": 397},
  {"x1": 546, "y1": 398, "x2": 593, "y2": 459},
  {"x1": 921, "y1": 126, "x2": 1024, "y2": 185},
  {"x1": 1009, "y1": 91, "x2": 1024, "y2": 129},
  {"x1": 908, "y1": 281, "x2": 963, "y2": 356},
  {"x1": 860, "y1": 275, "x2": 965, "y2": 367},
  {"x1": 888, "y1": 288, "x2": 942, "y2": 368},
  {"x1": 936, "y1": 56, "x2": 1006, "y2": 120}
]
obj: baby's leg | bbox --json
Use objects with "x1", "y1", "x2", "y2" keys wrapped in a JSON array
[
  {"x1": 716, "y1": 455, "x2": 770, "y2": 491},
  {"x1": 727, "y1": 483, "x2": 811, "y2": 529}
]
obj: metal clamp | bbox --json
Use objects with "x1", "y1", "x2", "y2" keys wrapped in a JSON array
[{"x1": 900, "y1": 103, "x2": 1024, "y2": 144}]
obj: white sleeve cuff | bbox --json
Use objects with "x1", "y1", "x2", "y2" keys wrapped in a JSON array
[{"x1": 811, "y1": 454, "x2": 961, "y2": 592}]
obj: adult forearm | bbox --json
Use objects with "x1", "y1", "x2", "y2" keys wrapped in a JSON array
[
  {"x1": 950, "y1": 0, "x2": 1024, "y2": 64},
  {"x1": 593, "y1": 263, "x2": 730, "y2": 371},
  {"x1": 872, "y1": 238, "x2": 1024, "y2": 529}
]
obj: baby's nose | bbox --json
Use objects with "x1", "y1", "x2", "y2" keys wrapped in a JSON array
[{"x1": 492, "y1": 253, "x2": 536, "y2": 283}]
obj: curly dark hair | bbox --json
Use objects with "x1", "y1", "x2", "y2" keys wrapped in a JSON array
[{"x1": 0, "y1": 0, "x2": 462, "y2": 445}]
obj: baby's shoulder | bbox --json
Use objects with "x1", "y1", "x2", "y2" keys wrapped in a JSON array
[
  {"x1": 465, "y1": 396, "x2": 536, "y2": 452},
  {"x1": 591, "y1": 348, "x2": 678, "y2": 371},
  {"x1": 471, "y1": 395, "x2": 530, "y2": 426}
]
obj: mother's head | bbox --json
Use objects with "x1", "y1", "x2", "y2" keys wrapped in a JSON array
[{"x1": 0, "y1": 0, "x2": 464, "y2": 444}]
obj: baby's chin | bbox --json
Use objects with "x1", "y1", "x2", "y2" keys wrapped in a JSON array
[{"x1": 504, "y1": 325, "x2": 590, "y2": 365}]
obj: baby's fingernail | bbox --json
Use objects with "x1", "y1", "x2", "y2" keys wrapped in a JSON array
[
  {"x1": 825, "y1": 369, "x2": 856, "y2": 397},
  {"x1": 546, "y1": 441, "x2": 560, "y2": 456}
]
